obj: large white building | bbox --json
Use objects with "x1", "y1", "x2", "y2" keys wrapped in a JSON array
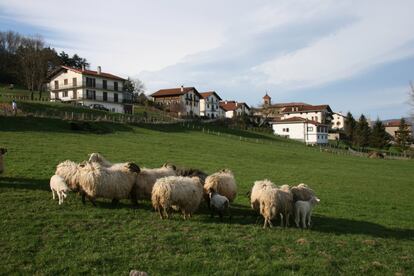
[
  {"x1": 48, "y1": 65, "x2": 133, "y2": 113},
  {"x1": 200, "y1": 91, "x2": 222, "y2": 119},
  {"x1": 271, "y1": 117, "x2": 329, "y2": 145},
  {"x1": 150, "y1": 86, "x2": 201, "y2": 117}
]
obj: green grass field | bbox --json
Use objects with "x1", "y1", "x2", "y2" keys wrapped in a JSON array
[{"x1": 0, "y1": 116, "x2": 413, "y2": 275}]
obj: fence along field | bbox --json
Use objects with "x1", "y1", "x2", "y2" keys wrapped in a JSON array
[{"x1": 0, "y1": 115, "x2": 413, "y2": 275}]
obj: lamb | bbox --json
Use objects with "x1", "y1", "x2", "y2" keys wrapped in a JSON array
[
  {"x1": 134, "y1": 163, "x2": 177, "y2": 201},
  {"x1": 259, "y1": 187, "x2": 293, "y2": 228},
  {"x1": 0, "y1": 148, "x2": 7, "y2": 174},
  {"x1": 151, "y1": 176, "x2": 203, "y2": 219},
  {"x1": 50, "y1": 175, "x2": 70, "y2": 205},
  {"x1": 207, "y1": 188, "x2": 231, "y2": 221},
  {"x1": 294, "y1": 196, "x2": 320, "y2": 229},
  {"x1": 55, "y1": 160, "x2": 83, "y2": 191},
  {"x1": 250, "y1": 179, "x2": 277, "y2": 212},
  {"x1": 204, "y1": 169, "x2": 237, "y2": 205},
  {"x1": 290, "y1": 183, "x2": 315, "y2": 202},
  {"x1": 78, "y1": 161, "x2": 140, "y2": 205}
]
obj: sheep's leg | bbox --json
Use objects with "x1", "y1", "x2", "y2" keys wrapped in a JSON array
[
  {"x1": 263, "y1": 218, "x2": 268, "y2": 229},
  {"x1": 286, "y1": 213, "x2": 290, "y2": 227},
  {"x1": 295, "y1": 215, "x2": 300, "y2": 228},
  {"x1": 268, "y1": 219, "x2": 273, "y2": 228},
  {"x1": 81, "y1": 192, "x2": 86, "y2": 204},
  {"x1": 301, "y1": 213, "x2": 306, "y2": 229},
  {"x1": 88, "y1": 196, "x2": 97, "y2": 206},
  {"x1": 52, "y1": 189, "x2": 56, "y2": 200},
  {"x1": 307, "y1": 211, "x2": 312, "y2": 228},
  {"x1": 280, "y1": 214, "x2": 284, "y2": 227},
  {"x1": 158, "y1": 207, "x2": 164, "y2": 219},
  {"x1": 130, "y1": 188, "x2": 139, "y2": 207},
  {"x1": 58, "y1": 192, "x2": 63, "y2": 205}
]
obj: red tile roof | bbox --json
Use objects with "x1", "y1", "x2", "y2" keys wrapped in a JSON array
[
  {"x1": 219, "y1": 101, "x2": 239, "y2": 111},
  {"x1": 200, "y1": 91, "x2": 222, "y2": 100},
  {"x1": 385, "y1": 120, "x2": 411, "y2": 127},
  {"x1": 151, "y1": 87, "x2": 201, "y2": 98},
  {"x1": 61, "y1": 65, "x2": 125, "y2": 81},
  {"x1": 272, "y1": 117, "x2": 324, "y2": 126},
  {"x1": 269, "y1": 102, "x2": 311, "y2": 108},
  {"x1": 281, "y1": 104, "x2": 332, "y2": 113}
]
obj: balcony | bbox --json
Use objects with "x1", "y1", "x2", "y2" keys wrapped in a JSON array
[{"x1": 49, "y1": 83, "x2": 122, "y2": 92}]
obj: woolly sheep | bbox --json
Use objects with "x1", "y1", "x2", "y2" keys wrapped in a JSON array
[
  {"x1": 0, "y1": 148, "x2": 7, "y2": 174},
  {"x1": 134, "y1": 163, "x2": 177, "y2": 201},
  {"x1": 55, "y1": 160, "x2": 83, "y2": 191},
  {"x1": 250, "y1": 179, "x2": 277, "y2": 212},
  {"x1": 88, "y1": 152, "x2": 136, "y2": 170},
  {"x1": 290, "y1": 183, "x2": 315, "y2": 202},
  {"x1": 207, "y1": 188, "x2": 231, "y2": 221},
  {"x1": 151, "y1": 176, "x2": 203, "y2": 219},
  {"x1": 260, "y1": 187, "x2": 293, "y2": 228},
  {"x1": 294, "y1": 196, "x2": 320, "y2": 229},
  {"x1": 204, "y1": 169, "x2": 237, "y2": 205},
  {"x1": 50, "y1": 174, "x2": 70, "y2": 205},
  {"x1": 78, "y1": 161, "x2": 140, "y2": 205},
  {"x1": 176, "y1": 167, "x2": 208, "y2": 185}
]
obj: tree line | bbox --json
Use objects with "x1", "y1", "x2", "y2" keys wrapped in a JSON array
[{"x1": 343, "y1": 112, "x2": 411, "y2": 153}]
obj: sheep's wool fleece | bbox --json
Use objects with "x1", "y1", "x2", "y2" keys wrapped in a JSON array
[
  {"x1": 250, "y1": 179, "x2": 276, "y2": 211},
  {"x1": 135, "y1": 167, "x2": 176, "y2": 199},
  {"x1": 55, "y1": 160, "x2": 81, "y2": 190},
  {"x1": 204, "y1": 170, "x2": 237, "y2": 202}
]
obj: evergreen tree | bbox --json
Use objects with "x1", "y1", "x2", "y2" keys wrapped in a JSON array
[
  {"x1": 395, "y1": 118, "x2": 410, "y2": 153},
  {"x1": 344, "y1": 112, "x2": 356, "y2": 143},
  {"x1": 354, "y1": 114, "x2": 371, "y2": 148},
  {"x1": 370, "y1": 119, "x2": 389, "y2": 149}
]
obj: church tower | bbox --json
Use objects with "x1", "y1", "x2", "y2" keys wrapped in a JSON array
[{"x1": 263, "y1": 93, "x2": 271, "y2": 107}]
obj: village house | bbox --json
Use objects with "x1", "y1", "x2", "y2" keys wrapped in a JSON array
[
  {"x1": 331, "y1": 112, "x2": 346, "y2": 130},
  {"x1": 150, "y1": 86, "x2": 201, "y2": 117},
  {"x1": 271, "y1": 117, "x2": 329, "y2": 144},
  {"x1": 384, "y1": 119, "x2": 413, "y2": 140},
  {"x1": 48, "y1": 65, "x2": 133, "y2": 114},
  {"x1": 219, "y1": 101, "x2": 250, "y2": 118},
  {"x1": 199, "y1": 91, "x2": 222, "y2": 119}
]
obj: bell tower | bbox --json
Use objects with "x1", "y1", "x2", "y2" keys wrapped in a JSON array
[{"x1": 263, "y1": 93, "x2": 271, "y2": 107}]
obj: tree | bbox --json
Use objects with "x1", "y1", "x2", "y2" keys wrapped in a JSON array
[
  {"x1": 354, "y1": 114, "x2": 371, "y2": 148},
  {"x1": 370, "y1": 119, "x2": 390, "y2": 149},
  {"x1": 395, "y1": 118, "x2": 411, "y2": 154},
  {"x1": 58, "y1": 51, "x2": 89, "y2": 69},
  {"x1": 344, "y1": 112, "x2": 356, "y2": 143},
  {"x1": 123, "y1": 77, "x2": 135, "y2": 93},
  {"x1": 410, "y1": 81, "x2": 414, "y2": 121}
]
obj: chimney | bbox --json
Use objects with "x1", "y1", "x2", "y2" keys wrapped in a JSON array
[
  {"x1": 180, "y1": 85, "x2": 184, "y2": 92},
  {"x1": 97, "y1": 66, "x2": 101, "y2": 75}
]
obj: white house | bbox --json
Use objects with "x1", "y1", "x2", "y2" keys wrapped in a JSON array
[
  {"x1": 331, "y1": 112, "x2": 346, "y2": 130},
  {"x1": 150, "y1": 86, "x2": 201, "y2": 117},
  {"x1": 200, "y1": 91, "x2": 222, "y2": 118},
  {"x1": 219, "y1": 101, "x2": 250, "y2": 118},
  {"x1": 281, "y1": 104, "x2": 333, "y2": 125},
  {"x1": 48, "y1": 65, "x2": 133, "y2": 113},
  {"x1": 271, "y1": 117, "x2": 329, "y2": 145}
]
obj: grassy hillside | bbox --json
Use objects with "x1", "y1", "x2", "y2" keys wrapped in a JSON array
[{"x1": 0, "y1": 116, "x2": 413, "y2": 275}]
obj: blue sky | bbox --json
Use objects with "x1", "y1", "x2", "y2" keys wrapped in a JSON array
[{"x1": 1, "y1": 0, "x2": 413, "y2": 119}]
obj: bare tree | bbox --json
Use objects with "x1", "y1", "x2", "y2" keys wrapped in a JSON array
[{"x1": 410, "y1": 81, "x2": 414, "y2": 120}]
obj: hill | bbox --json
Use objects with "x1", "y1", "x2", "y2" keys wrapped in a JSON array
[{"x1": 0, "y1": 116, "x2": 413, "y2": 275}]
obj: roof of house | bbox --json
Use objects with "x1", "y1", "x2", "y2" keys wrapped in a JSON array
[
  {"x1": 384, "y1": 120, "x2": 411, "y2": 127},
  {"x1": 268, "y1": 102, "x2": 310, "y2": 108},
  {"x1": 238, "y1": 102, "x2": 250, "y2": 109},
  {"x1": 151, "y1": 87, "x2": 201, "y2": 98},
  {"x1": 281, "y1": 104, "x2": 333, "y2": 113},
  {"x1": 200, "y1": 91, "x2": 222, "y2": 100},
  {"x1": 49, "y1": 65, "x2": 126, "y2": 81},
  {"x1": 271, "y1": 116, "x2": 325, "y2": 126},
  {"x1": 219, "y1": 101, "x2": 240, "y2": 111}
]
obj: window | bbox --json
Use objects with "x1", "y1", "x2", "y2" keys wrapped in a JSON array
[
  {"x1": 114, "y1": 82, "x2": 118, "y2": 91},
  {"x1": 103, "y1": 80, "x2": 107, "y2": 89},
  {"x1": 103, "y1": 92, "x2": 108, "y2": 101},
  {"x1": 307, "y1": 127, "x2": 313, "y2": 131},
  {"x1": 73, "y1": 78, "x2": 77, "y2": 86},
  {"x1": 62, "y1": 91, "x2": 68, "y2": 97},
  {"x1": 54, "y1": 80, "x2": 59, "y2": 89},
  {"x1": 86, "y1": 90, "x2": 96, "y2": 100},
  {"x1": 86, "y1": 77, "x2": 96, "y2": 88},
  {"x1": 286, "y1": 128, "x2": 289, "y2": 132},
  {"x1": 114, "y1": 93, "x2": 118, "y2": 103},
  {"x1": 315, "y1": 116, "x2": 318, "y2": 121},
  {"x1": 64, "y1": 79, "x2": 68, "y2": 85}
]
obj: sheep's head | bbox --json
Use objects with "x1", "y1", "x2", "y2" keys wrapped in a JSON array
[
  {"x1": 0, "y1": 148, "x2": 7, "y2": 155},
  {"x1": 88, "y1": 152, "x2": 103, "y2": 163},
  {"x1": 163, "y1": 163, "x2": 176, "y2": 171},
  {"x1": 310, "y1": 196, "x2": 320, "y2": 206},
  {"x1": 127, "y1": 163, "x2": 141, "y2": 174}
]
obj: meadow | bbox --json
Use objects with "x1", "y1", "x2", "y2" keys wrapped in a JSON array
[{"x1": 0, "y1": 116, "x2": 413, "y2": 275}]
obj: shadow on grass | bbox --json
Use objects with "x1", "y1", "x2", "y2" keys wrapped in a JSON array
[
  {"x1": 0, "y1": 116, "x2": 133, "y2": 134},
  {"x1": 0, "y1": 176, "x2": 50, "y2": 191}
]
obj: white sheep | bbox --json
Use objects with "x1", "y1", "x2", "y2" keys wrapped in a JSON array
[
  {"x1": 55, "y1": 160, "x2": 83, "y2": 191},
  {"x1": 259, "y1": 187, "x2": 293, "y2": 228},
  {"x1": 250, "y1": 179, "x2": 277, "y2": 212},
  {"x1": 204, "y1": 169, "x2": 237, "y2": 205},
  {"x1": 0, "y1": 148, "x2": 7, "y2": 174},
  {"x1": 151, "y1": 176, "x2": 203, "y2": 219},
  {"x1": 291, "y1": 183, "x2": 315, "y2": 202},
  {"x1": 207, "y1": 188, "x2": 231, "y2": 221},
  {"x1": 78, "y1": 161, "x2": 140, "y2": 206},
  {"x1": 50, "y1": 175, "x2": 70, "y2": 205},
  {"x1": 134, "y1": 164, "x2": 177, "y2": 201},
  {"x1": 294, "y1": 196, "x2": 320, "y2": 229}
]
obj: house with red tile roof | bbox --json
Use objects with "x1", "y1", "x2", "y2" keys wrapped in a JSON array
[
  {"x1": 199, "y1": 91, "x2": 222, "y2": 118},
  {"x1": 150, "y1": 86, "x2": 201, "y2": 117},
  {"x1": 271, "y1": 117, "x2": 329, "y2": 144},
  {"x1": 384, "y1": 119, "x2": 413, "y2": 139},
  {"x1": 48, "y1": 65, "x2": 133, "y2": 113},
  {"x1": 219, "y1": 101, "x2": 250, "y2": 118}
]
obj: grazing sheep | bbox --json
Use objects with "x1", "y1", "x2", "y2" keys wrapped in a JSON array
[
  {"x1": 78, "y1": 161, "x2": 140, "y2": 205},
  {"x1": 290, "y1": 183, "x2": 315, "y2": 202},
  {"x1": 277, "y1": 188, "x2": 294, "y2": 227},
  {"x1": 0, "y1": 148, "x2": 7, "y2": 174},
  {"x1": 50, "y1": 175, "x2": 70, "y2": 205},
  {"x1": 176, "y1": 167, "x2": 208, "y2": 185},
  {"x1": 259, "y1": 187, "x2": 293, "y2": 228},
  {"x1": 151, "y1": 176, "x2": 203, "y2": 219},
  {"x1": 55, "y1": 160, "x2": 83, "y2": 191},
  {"x1": 250, "y1": 179, "x2": 277, "y2": 212},
  {"x1": 134, "y1": 163, "x2": 177, "y2": 201},
  {"x1": 207, "y1": 188, "x2": 231, "y2": 221},
  {"x1": 294, "y1": 196, "x2": 320, "y2": 229},
  {"x1": 204, "y1": 169, "x2": 237, "y2": 205}
]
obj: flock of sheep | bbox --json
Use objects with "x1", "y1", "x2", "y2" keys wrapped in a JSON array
[{"x1": 49, "y1": 153, "x2": 320, "y2": 229}]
